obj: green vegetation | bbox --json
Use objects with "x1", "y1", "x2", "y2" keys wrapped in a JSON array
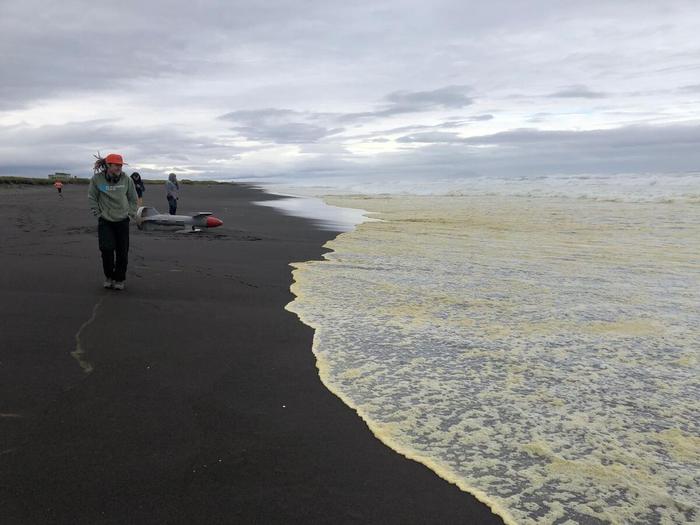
[
  {"x1": 0, "y1": 176, "x2": 233, "y2": 186},
  {"x1": 0, "y1": 176, "x2": 49, "y2": 185},
  {"x1": 0, "y1": 176, "x2": 89, "y2": 185},
  {"x1": 144, "y1": 179, "x2": 233, "y2": 185}
]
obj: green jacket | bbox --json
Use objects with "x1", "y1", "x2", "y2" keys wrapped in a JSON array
[{"x1": 88, "y1": 171, "x2": 138, "y2": 222}]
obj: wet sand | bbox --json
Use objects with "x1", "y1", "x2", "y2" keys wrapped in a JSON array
[{"x1": 0, "y1": 183, "x2": 504, "y2": 524}]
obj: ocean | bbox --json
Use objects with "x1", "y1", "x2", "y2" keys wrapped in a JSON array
[{"x1": 261, "y1": 174, "x2": 700, "y2": 524}]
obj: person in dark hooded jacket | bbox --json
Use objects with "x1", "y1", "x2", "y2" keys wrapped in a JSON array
[{"x1": 130, "y1": 172, "x2": 145, "y2": 206}]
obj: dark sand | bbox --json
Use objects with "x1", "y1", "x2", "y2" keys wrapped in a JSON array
[{"x1": 0, "y1": 183, "x2": 503, "y2": 524}]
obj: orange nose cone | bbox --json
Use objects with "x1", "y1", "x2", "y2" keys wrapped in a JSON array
[{"x1": 206, "y1": 216, "x2": 223, "y2": 228}]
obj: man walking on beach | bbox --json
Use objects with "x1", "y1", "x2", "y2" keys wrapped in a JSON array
[
  {"x1": 88, "y1": 153, "x2": 137, "y2": 290},
  {"x1": 53, "y1": 180, "x2": 63, "y2": 197}
]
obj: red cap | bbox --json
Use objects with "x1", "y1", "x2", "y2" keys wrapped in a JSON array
[{"x1": 104, "y1": 153, "x2": 127, "y2": 165}]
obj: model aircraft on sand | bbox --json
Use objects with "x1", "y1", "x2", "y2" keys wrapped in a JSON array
[{"x1": 135, "y1": 206, "x2": 223, "y2": 232}]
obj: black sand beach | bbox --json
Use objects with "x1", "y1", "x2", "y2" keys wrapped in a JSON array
[{"x1": 0, "y1": 183, "x2": 503, "y2": 524}]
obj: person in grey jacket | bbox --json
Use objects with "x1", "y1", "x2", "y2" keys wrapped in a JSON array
[{"x1": 166, "y1": 173, "x2": 179, "y2": 215}]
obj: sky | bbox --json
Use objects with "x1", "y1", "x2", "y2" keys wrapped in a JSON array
[{"x1": 1, "y1": 0, "x2": 700, "y2": 185}]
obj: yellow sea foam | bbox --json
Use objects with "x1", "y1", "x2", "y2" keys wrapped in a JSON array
[{"x1": 287, "y1": 194, "x2": 700, "y2": 524}]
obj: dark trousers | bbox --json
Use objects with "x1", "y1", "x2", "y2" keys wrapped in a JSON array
[
  {"x1": 167, "y1": 196, "x2": 178, "y2": 215},
  {"x1": 98, "y1": 218, "x2": 130, "y2": 281}
]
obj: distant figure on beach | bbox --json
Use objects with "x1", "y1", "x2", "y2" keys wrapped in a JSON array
[
  {"x1": 166, "y1": 172, "x2": 179, "y2": 215},
  {"x1": 130, "y1": 172, "x2": 145, "y2": 206},
  {"x1": 88, "y1": 153, "x2": 137, "y2": 291},
  {"x1": 53, "y1": 180, "x2": 63, "y2": 197}
]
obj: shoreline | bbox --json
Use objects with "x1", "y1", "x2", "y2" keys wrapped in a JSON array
[{"x1": 0, "y1": 183, "x2": 503, "y2": 524}]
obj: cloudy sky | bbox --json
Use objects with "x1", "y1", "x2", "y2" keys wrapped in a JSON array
[{"x1": 2, "y1": 0, "x2": 700, "y2": 184}]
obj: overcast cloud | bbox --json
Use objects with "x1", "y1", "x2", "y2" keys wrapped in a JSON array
[{"x1": 1, "y1": 0, "x2": 699, "y2": 183}]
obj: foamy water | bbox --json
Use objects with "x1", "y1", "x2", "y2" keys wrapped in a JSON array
[
  {"x1": 286, "y1": 186, "x2": 700, "y2": 524},
  {"x1": 252, "y1": 194, "x2": 375, "y2": 231}
]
